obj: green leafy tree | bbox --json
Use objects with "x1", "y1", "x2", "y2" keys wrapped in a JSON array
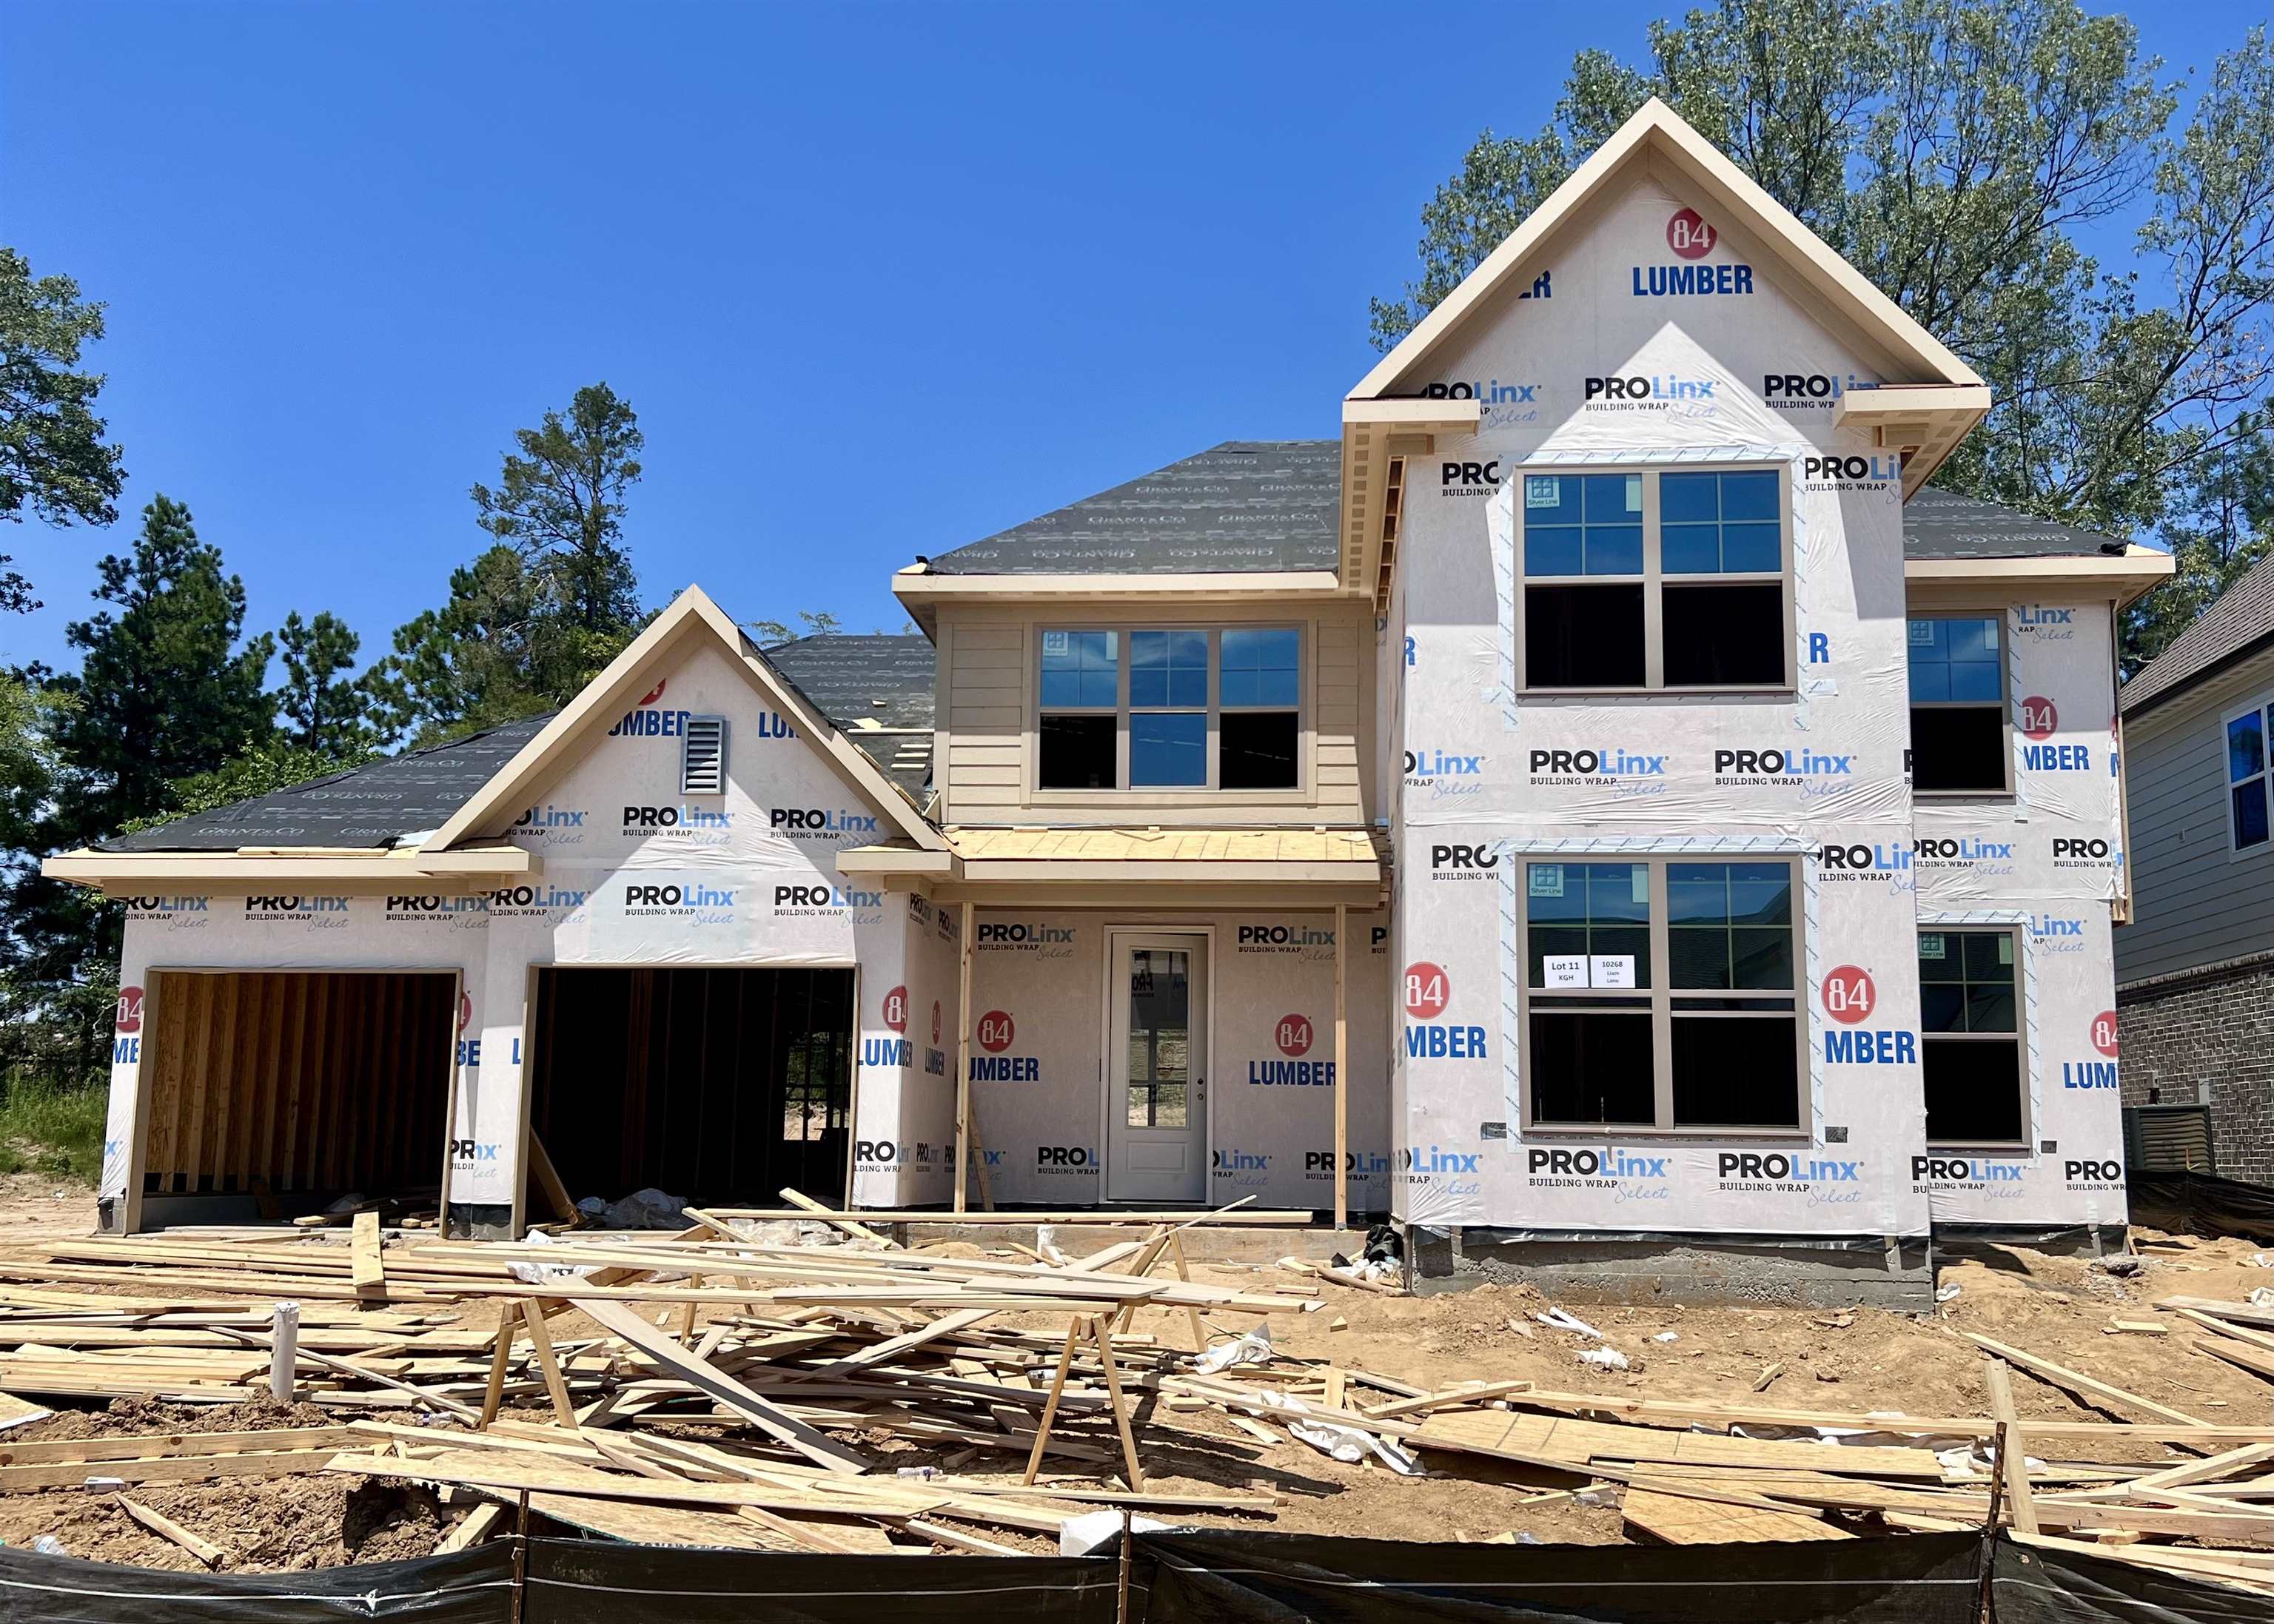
[
  {"x1": 124, "y1": 742, "x2": 377, "y2": 834},
  {"x1": 0, "y1": 247, "x2": 126, "y2": 613},
  {"x1": 46, "y1": 494, "x2": 275, "y2": 842},
  {"x1": 365, "y1": 545, "x2": 551, "y2": 748},
  {"x1": 273, "y1": 608, "x2": 373, "y2": 754},
  {"x1": 375, "y1": 387, "x2": 651, "y2": 745},
  {"x1": 471, "y1": 383, "x2": 643, "y2": 637},
  {"x1": 0, "y1": 500, "x2": 276, "y2": 1090},
  {"x1": 1371, "y1": 3, "x2": 2274, "y2": 668},
  {"x1": 2127, "y1": 432, "x2": 2274, "y2": 678},
  {"x1": 750, "y1": 609, "x2": 842, "y2": 643}
]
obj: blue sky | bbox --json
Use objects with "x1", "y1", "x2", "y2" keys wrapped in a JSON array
[{"x1": 4, "y1": 1, "x2": 2266, "y2": 674}]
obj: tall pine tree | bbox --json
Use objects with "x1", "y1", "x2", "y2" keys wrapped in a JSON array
[{"x1": 46, "y1": 494, "x2": 275, "y2": 843}]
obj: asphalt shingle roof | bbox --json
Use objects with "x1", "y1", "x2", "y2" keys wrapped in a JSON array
[
  {"x1": 2122, "y1": 551, "x2": 2274, "y2": 717},
  {"x1": 925, "y1": 441, "x2": 1344, "y2": 575},
  {"x1": 98, "y1": 713, "x2": 557, "y2": 853},
  {"x1": 759, "y1": 634, "x2": 934, "y2": 731},
  {"x1": 1899, "y1": 486, "x2": 2131, "y2": 561},
  {"x1": 758, "y1": 633, "x2": 936, "y2": 802},
  {"x1": 923, "y1": 440, "x2": 2132, "y2": 575}
]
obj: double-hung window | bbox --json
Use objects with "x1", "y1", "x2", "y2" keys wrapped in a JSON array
[
  {"x1": 1038, "y1": 626, "x2": 1302, "y2": 791},
  {"x1": 1523, "y1": 857, "x2": 1804, "y2": 1130},
  {"x1": 1908, "y1": 615, "x2": 2008, "y2": 793},
  {"x1": 2226, "y1": 698, "x2": 2273, "y2": 852},
  {"x1": 1919, "y1": 928, "x2": 2023, "y2": 1143},
  {"x1": 1038, "y1": 631, "x2": 1119, "y2": 790},
  {"x1": 1520, "y1": 467, "x2": 1788, "y2": 691}
]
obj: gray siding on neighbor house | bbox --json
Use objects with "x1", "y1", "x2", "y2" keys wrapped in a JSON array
[{"x1": 2119, "y1": 642, "x2": 2274, "y2": 984}]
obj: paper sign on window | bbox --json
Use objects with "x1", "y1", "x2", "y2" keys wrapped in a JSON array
[
  {"x1": 1526, "y1": 476, "x2": 1559, "y2": 509},
  {"x1": 1529, "y1": 865, "x2": 1565, "y2": 898},
  {"x1": 1624, "y1": 474, "x2": 1643, "y2": 511},
  {"x1": 1543, "y1": 955, "x2": 1588, "y2": 989},
  {"x1": 1909, "y1": 623, "x2": 1936, "y2": 646},
  {"x1": 1630, "y1": 868, "x2": 1649, "y2": 905},
  {"x1": 1044, "y1": 631, "x2": 1070, "y2": 656},
  {"x1": 1998, "y1": 936, "x2": 2014, "y2": 964},
  {"x1": 1589, "y1": 955, "x2": 1637, "y2": 989},
  {"x1": 1919, "y1": 933, "x2": 1945, "y2": 959}
]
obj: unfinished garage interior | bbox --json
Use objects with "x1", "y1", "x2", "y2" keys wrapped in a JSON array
[
  {"x1": 132, "y1": 969, "x2": 458, "y2": 1227},
  {"x1": 524, "y1": 966, "x2": 856, "y2": 1212}
]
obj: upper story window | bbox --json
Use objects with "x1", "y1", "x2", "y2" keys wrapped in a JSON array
[
  {"x1": 2227, "y1": 699, "x2": 2274, "y2": 852},
  {"x1": 1908, "y1": 615, "x2": 2008, "y2": 794},
  {"x1": 1038, "y1": 626, "x2": 1301, "y2": 792},
  {"x1": 1518, "y1": 466, "x2": 1788, "y2": 692}
]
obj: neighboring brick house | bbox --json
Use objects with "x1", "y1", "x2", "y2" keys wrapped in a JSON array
[{"x1": 2116, "y1": 554, "x2": 2274, "y2": 1181}]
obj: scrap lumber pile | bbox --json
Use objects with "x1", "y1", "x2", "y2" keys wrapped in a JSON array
[
  {"x1": 0, "y1": 1218, "x2": 2271, "y2": 1582},
  {"x1": 0, "y1": 1214, "x2": 1315, "y2": 1552}
]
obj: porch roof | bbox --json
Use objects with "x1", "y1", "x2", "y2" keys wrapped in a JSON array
[{"x1": 836, "y1": 825, "x2": 1384, "y2": 903}]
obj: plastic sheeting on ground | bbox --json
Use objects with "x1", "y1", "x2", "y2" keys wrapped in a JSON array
[
  {"x1": 2128, "y1": 1169, "x2": 2274, "y2": 1243},
  {"x1": 0, "y1": 1529, "x2": 2263, "y2": 1624}
]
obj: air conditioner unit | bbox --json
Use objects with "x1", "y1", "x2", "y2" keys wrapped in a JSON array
[{"x1": 2122, "y1": 1104, "x2": 2214, "y2": 1173}]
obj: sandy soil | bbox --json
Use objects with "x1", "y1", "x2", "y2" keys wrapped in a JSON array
[{"x1": 0, "y1": 1195, "x2": 2270, "y2": 1565}]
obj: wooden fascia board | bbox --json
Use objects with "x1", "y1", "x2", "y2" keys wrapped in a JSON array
[
  {"x1": 834, "y1": 848, "x2": 958, "y2": 877},
  {"x1": 420, "y1": 585, "x2": 946, "y2": 856},
  {"x1": 42, "y1": 848, "x2": 534, "y2": 892},
  {"x1": 1904, "y1": 549, "x2": 2173, "y2": 608},
  {"x1": 893, "y1": 571, "x2": 1346, "y2": 604},
  {"x1": 1349, "y1": 98, "x2": 1985, "y2": 404},
  {"x1": 1341, "y1": 398, "x2": 1483, "y2": 435},
  {"x1": 933, "y1": 879, "x2": 1386, "y2": 910},
  {"x1": 956, "y1": 859, "x2": 1381, "y2": 884}
]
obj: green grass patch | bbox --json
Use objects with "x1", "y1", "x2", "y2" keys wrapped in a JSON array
[{"x1": 0, "y1": 1081, "x2": 107, "y2": 1183}]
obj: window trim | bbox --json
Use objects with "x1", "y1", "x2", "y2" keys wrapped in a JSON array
[
  {"x1": 2220, "y1": 693, "x2": 2274, "y2": 859},
  {"x1": 1513, "y1": 463, "x2": 1797, "y2": 698},
  {"x1": 1515, "y1": 854, "x2": 1811, "y2": 1137},
  {"x1": 1919, "y1": 923, "x2": 2030, "y2": 1150},
  {"x1": 1908, "y1": 611, "x2": 2013, "y2": 800},
  {"x1": 1030, "y1": 621, "x2": 1312, "y2": 803}
]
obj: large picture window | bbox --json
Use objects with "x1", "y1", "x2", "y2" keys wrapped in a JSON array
[
  {"x1": 1908, "y1": 615, "x2": 2008, "y2": 793},
  {"x1": 1522, "y1": 857, "x2": 1804, "y2": 1131},
  {"x1": 1519, "y1": 466, "x2": 1788, "y2": 692},
  {"x1": 2224, "y1": 698, "x2": 2274, "y2": 852},
  {"x1": 1037, "y1": 626, "x2": 1301, "y2": 792},
  {"x1": 1919, "y1": 928, "x2": 2024, "y2": 1144}
]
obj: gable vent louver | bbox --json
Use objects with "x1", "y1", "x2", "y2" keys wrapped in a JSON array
[{"x1": 680, "y1": 716, "x2": 729, "y2": 794}]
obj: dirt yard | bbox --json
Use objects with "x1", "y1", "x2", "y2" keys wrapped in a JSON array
[{"x1": 0, "y1": 1188, "x2": 2268, "y2": 1568}]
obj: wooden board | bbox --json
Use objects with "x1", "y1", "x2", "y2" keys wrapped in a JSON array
[
  {"x1": 1621, "y1": 1486, "x2": 1851, "y2": 1544},
  {"x1": 1415, "y1": 1409, "x2": 1945, "y2": 1479},
  {"x1": 571, "y1": 1295, "x2": 870, "y2": 1474}
]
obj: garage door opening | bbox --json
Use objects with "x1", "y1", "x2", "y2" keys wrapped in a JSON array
[
  {"x1": 138, "y1": 970, "x2": 457, "y2": 1225},
  {"x1": 527, "y1": 967, "x2": 854, "y2": 1212}
]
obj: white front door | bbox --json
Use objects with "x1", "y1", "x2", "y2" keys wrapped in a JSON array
[{"x1": 1104, "y1": 933, "x2": 1208, "y2": 1203}]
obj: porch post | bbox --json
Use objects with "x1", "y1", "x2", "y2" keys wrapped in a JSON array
[
  {"x1": 955, "y1": 899, "x2": 975, "y2": 1215},
  {"x1": 1333, "y1": 902, "x2": 1348, "y2": 1232}
]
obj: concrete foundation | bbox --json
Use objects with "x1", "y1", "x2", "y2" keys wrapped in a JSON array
[{"x1": 1403, "y1": 1229, "x2": 1936, "y2": 1311}]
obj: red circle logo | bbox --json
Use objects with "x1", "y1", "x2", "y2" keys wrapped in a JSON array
[
  {"x1": 1403, "y1": 963, "x2": 1449, "y2": 1020},
  {"x1": 115, "y1": 987, "x2": 144, "y2": 1035},
  {"x1": 1276, "y1": 1015, "x2": 1314, "y2": 1058},
  {"x1": 930, "y1": 1000, "x2": 942, "y2": 1044},
  {"x1": 2019, "y1": 697, "x2": 2058, "y2": 740},
  {"x1": 457, "y1": 991, "x2": 473, "y2": 1034},
  {"x1": 1668, "y1": 208, "x2": 1717, "y2": 260},
  {"x1": 1822, "y1": 966, "x2": 1876, "y2": 1025},
  {"x1": 977, "y1": 1010, "x2": 1015, "y2": 1053},
  {"x1": 882, "y1": 985, "x2": 908, "y2": 1033},
  {"x1": 2091, "y1": 1010, "x2": 2119, "y2": 1057}
]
